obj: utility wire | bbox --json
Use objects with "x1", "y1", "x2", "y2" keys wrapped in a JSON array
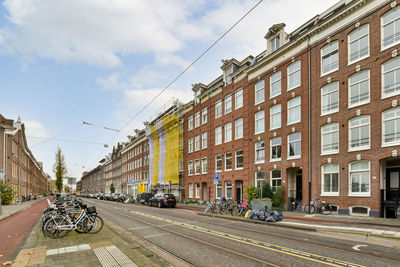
[
  {"x1": 27, "y1": 136, "x2": 107, "y2": 146},
  {"x1": 91, "y1": 0, "x2": 264, "y2": 169},
  {"x1": 83, "y1": 121, "x2": 119, "y2": 132},
  {"x1": 29, "y1": 123, "x2": 83, "y2": 148}
]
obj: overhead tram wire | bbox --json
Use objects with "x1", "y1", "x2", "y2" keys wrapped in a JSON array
[
  {"x1": 27, "y1": 136, "x2": 108, "y2": 146},
  {"x1": 83, "y1": 121, "x2": 119, "y2": 132},
  {"x1": 29, "y1": 123, "x2": 83, "y2": 148},
  {"x1": 89, "y1": 0, "x2": 264, "y2": 170}
]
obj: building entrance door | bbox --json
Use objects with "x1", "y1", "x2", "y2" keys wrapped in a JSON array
[
  {"x1": 386, "y1": 167, "x2": 400, "y2": 218},
  {"x1": 202, "y1": 182, "x2": 207, "y2": 201}
]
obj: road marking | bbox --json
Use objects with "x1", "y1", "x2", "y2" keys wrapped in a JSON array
[
  {"x1": 129, "y1": 210, "x2": 365, "y2": 267},
  {"x1": 352, "y1": 245, "x2": 367, "y2": 251},
  {"x1": 144, "y1": 233, "x2": 170, "y2": 239}
]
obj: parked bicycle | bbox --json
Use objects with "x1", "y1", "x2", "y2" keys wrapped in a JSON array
[{"x1": 304, "y1": 198, "x2": 332, "y2": 215}]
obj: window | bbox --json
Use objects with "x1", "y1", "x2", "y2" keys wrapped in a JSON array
[
  {"x1": 322, "y1": 164, "x2": 339, "y2": 196},
  {"x1": 270, "y1": 71, "x2": 281, "y2": 98},
  {"x1": 287, "y1": 97, "x2": 301, "y2": 125},
  {"x1": 321, "y1": 41, "x2": 338, "y2": 75},
  {"x1": 225, "y1": 152, "x2": 232, "y2": 171},
  {"x1": 225, "y1": 122, "x2": 232, "y2": 142},
  {"x1": 195, "y1": 135, "x2": 200, "y2": 151},
  {"x1": 202, "y1": 107, "x2": 208, "y2": 124},
  {"x1": 195, "y1": 159, "x2": 200, "y2": 175},
  {"x1": 235, "y1": 150, "x2": 243, "y2": 169},
  {"x1": 288, "y1": 132, "x2": 301, "y2": 159},
  {"x1": 255, "y1": 110, "x2": 265, "y2": 134},
  {"x1": 195, "y1": 112, "x2": 200, "y2": 128},
  {"x1": 270, "y1": 104, "x2": 281, "y2": 130},
  {"x1": 189, "y1": 183, "x2": 193, "y2": 198},
  {"x1": 255, "y1": 141, "x2": 265, "y2": 163},
  {"x1": 215, "y1": 126, "x2": 222, "y2": 145},
  {"x1": 188, "y1": 161, "x2": 193, "y2": 176},
  {"x1": 321, "y1": 82, "x2": 339, "y2": 115},
  {"x1": 216, "y1": 182, "x2": 222, "y2": 199},
  {"x1": 271, "y1": 36, "x2": 280, "y2": 52},
  {"x1": 270, "y1": 169, "x2": 282, "y2": 192},
  {"x1": 349, "y1": 161, "x2": 370, "y2": 196},
  {"x1": 195, "y1": 183, "x2": 200, "y2": 199},
  {"x1": 255, "y1": 80, "x2": 265, "y2": 104},
  {"x1": 215, "y1": 100, "x2": 222, "y2": 118},
  {"x1": 349, "y1": 70, "x2": 370, "y2": 107},
  {"x1": 216, "y1": 154, "x2": 223, "y2": 172},
  {"x1": 225, "y1": 94, "x2": 232, "y2": 114},
  {"x1": 188, "y1": 138, "x2": 193, "y2": 153},
  {"x1": 321, "y1": 123, "x2": 339, "y2": 155},
  {"x1": 235, "y1": 88, "x2": 243, "y2": 109},
  {"x1": 188, "y1": 116, "x2": 193, "y2": 131},
  {"x1": 382, "y1": 7, "x2": 400, "y2": 49},
  {"x1": 348, "y1": 24, "x2": 369, "y2": 64},
  {"x1": 201, "y1": 158, "x2": 207, "y2": 174},
  {"x1": 383, "y1": 107, "x2": 400, "y2": 146},
  {"x1": 349, "y1": 116, "x2": 370, "y2": 151},
  {"x1": 382, "y1": 57, "x2": 400, "y2": 98},
  {"x1": 225, "y1": 66, "x2": 233, "y2": 85},
  {"x1": 235, "y1": 118, "x2": 243, "y2": 139},
  {"x1": 270, "y1": 137, "x2": 281, "y2": 161},
  {"x1": 225, "y1": 181, "x2": 232, "y2": 199},
  {"x1": 288, "y1": 61, "x2": 301, "y2": 90},
  {"x1": 202, "y1": 132, "x2": 207, "y2": 149},
  {"x1": 255, "y1": 171, "x2": 266, "y2": 188}
]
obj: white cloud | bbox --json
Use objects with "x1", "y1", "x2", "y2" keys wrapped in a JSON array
[{"x1": 24, "y1": 120, "x2": 49, "y2": 139}]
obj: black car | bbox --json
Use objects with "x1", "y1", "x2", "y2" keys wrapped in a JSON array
[
  {"x1": 138, "y1": 193, "x2": 154, "y2": 204},
  {"x1": 149, "y1": 193, "x2": 176, "y2": 208}
]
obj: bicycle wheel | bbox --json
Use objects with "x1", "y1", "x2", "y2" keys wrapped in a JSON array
[
  {"x1": 231, "y1": 205, "x2": 240, "y2": 216},
  {"x1": 44, "y1": 216, "x2": 70, "y2": 239},
  {"x1": 304, "y1": 205, "x2": 315, "y2": 214},
  {"x1": 321, "y1": 204, "x2": 332, "y2": 215},
  {"x1": 82, "y1": 214, "x2": 103, "y2": 234}
]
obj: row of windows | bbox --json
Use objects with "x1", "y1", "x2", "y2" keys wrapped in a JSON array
[
  {"x1": 255, "y1": 132, "x2": 301, "y2": 163},
  {"x1": 188, "y1": 158, "x2": 208, "y2": 176}
]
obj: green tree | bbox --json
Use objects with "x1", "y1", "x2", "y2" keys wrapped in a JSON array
[
  {"x1": 53, "y1": 147, "x2": 67, "y2": 193},
  {"x1": 245, "y1": 185, "x2": 257, "y2": 203},
  {"x1": 272, "y1": 186, "x2": 286, "y2": 209},
  {"x1": 0, "y1": 180, "x2": 17, "y2": 205},
  {"x1": 260, "y1": 182, "x2": 274, "y2": 199},
  {"x1": 110, "y1": 183, "x2": 115, "y2": 194}
]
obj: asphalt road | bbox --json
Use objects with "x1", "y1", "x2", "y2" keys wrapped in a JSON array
[{"x1": 84, "y1": 198, "x2": 400, "y2": 267}]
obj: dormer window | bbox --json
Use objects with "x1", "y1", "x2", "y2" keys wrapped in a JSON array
[
  {"x1": 225, "y1": 66, "x2": 234, "y2": 85},
  {"x1": 195, "y1": 90, "x2": 201, "y2": 104},
  {"x1": 271, "y1": 36, "x2": 280, "y2": 52}
]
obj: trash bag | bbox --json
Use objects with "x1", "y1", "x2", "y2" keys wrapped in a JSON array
[
  {"x1": 265, "y1": 215, "x2": 276, "y2": 222},
  {"x1": 272, "y1": 210, "x2": 283, "y2": 222}
]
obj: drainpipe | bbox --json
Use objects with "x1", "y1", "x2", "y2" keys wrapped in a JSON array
[{"x1": 307, "y1": 34, "x2": 312, "y2": 212}]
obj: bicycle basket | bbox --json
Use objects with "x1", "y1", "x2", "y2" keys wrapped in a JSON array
[{"x1": 87, "y1": 206, "x2": 97, "y2": 214}]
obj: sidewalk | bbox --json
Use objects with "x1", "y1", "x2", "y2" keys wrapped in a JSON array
[
  {"x1": 0, "y1": 198, "x2": 46, "y2": 221},
  {"x1": 10, "y1": 217, "x2": 172, "y2": 266}
]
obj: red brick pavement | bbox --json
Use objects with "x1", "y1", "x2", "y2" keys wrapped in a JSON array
[{"x1": 0, "y1": 198, "x2": 49, "y2": 263}]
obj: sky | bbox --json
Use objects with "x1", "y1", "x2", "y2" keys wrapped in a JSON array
[{"x1": 0, "y1": 0, "x2": 338, "y2": 179}]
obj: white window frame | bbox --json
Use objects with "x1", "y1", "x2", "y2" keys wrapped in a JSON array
[
  {"x1": 188, "y1": 161, "x2": 193, "y2": 176},
  {"x1": 235, "y1": 149, "x2": 243, "y2": 170},
  {"x1": 215, "y1": 126, "x2": 222, "y2": 145},
  {"x1": 225, "y1": 181, "x2": 232, "y2": 199},
  {"x1": 215, "y1": 154, "x2": 223, "y2": 172},
  {"x1": 215, "y1": 100, "x2": 222, "y2": 118},
  {"x1": 321, "y1": 123, "x2": 339, "y2": 155},
  {"x1": 188, "y1": 138, "x2": 193, "y2": 153},
  {"x1": 349, "y1": 116, "x2": 370, "y2": 151},
  {"x1": 287, "y1": 61, "x2": 301, "y2": 91},
  {"x1": 349, "y1": 161, "x2": 370, "y2": 197},
  {"x1": 321, "y1": 82, "x2": 339, "y2": 116},
  {"x1": 255, "y1": 141, "x2": 265, "y2": 164},
  {"x1": 216, "y1": 182, "x2": 222, "y2": 199},
  {"x1": 195, "y1": 111, "x2": 200, "y2": 128},
  {"x1": 194, "y1": 135, "x2": 200, "y2": 151},
  {"x1": 225, "y1": 152, "x2": 232, "y2": 171},
  {"x1": 270, "y1": 169, "x2": 282, "y2": 192},
  {"x1": 348, "y1": 70, "x2": 370, "y2": 108},
  {"x1": 382, "y1": 107, "x2": 400, "y2": 147},
  {"x1": 201, "y1": 157, "x2": 207, "y2": 174},
  {"x1": 321, "y1": 164, "x2": 339, "y2": 196},
  {"x1": 188, "y1": 116, "x2": 193, "y2": 131},
  {"x1": 270, "y1": 71, "x2": 281, "y2": 98},
  {"x1": 381, "y1": 7, "x2": 400, "y2": 51},
  {"x1": 270, "y1": 137, "x2": 281, "y2": 162},
  {"x1": 202, "y1": 107, "x2": 208, "y2": 124},
  {"x1": 195, "y1": 183, "x2": 200, "y2": 199},
  {"x1": 382, "y1": 57, "x2": 400, "y2": 99},
  {"x1": 270, "y1": 104, "x2": 281, "y2": 130},
  {"x1": 194, "y1": 159, "x2": 200, "y2": 175},
  {"x1": 321, "y1": 41, "x2": 339, "y2": 76},
  {"x1": 224, "y1": 122, "x2": 232, "y2": 143},
  {"x1": 255, "y1": 110, "x2": 265, "y2": 134},
  {"x1": 271, "y1": 35, "x2": 280, "y2": 52},
  {"x1": 202, "y1": 132, "x2": 207, "y2": 149},
  {"x1": 235, "y1": 118, "x2": 243, "y2": 139},
  {"x1": 235, "y1": 88, "x2": 243, "y2": 110},
  {"x1": 288, "y1": 132, "x2": 301, "y2": 159},
  {"x1": 255, "y1": 80, "x2": 265, "y2": 105},
  {"x1": 287, "y1": 97, "x2": 301, "y2": 125},
  {"x1": 189, "y1": 183, "x2": 193, "y2": 198},
  {"x1": 225, "y1": 94, "x2": 232, "y2": 114},
  {"x1": 348, "y1": 24, "x2": 369, "y2": 65}
]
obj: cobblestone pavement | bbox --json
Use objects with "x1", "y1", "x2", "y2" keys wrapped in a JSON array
[{"x1": 10, "y1": 217, "x2": 170, "y2": 267}]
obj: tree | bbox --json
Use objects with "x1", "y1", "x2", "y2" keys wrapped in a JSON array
[
  {"x1": 0, "y1": 180, "x2": 17, "y2": 205},
  {"x1": 53, "y1": 147, "x2": 67, "y2": 193},
  {"x1": 245, "y1": 185, "x2": 257, "y2": 203},
  {"x1": 110, "y1": 183, "x2": 115, "y2": 194}
]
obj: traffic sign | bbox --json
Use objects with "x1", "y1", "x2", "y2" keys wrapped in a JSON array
[
  {"x1": 214, "y1": 173, "x2": 219, "y2": 184},
  {"x1": 130, "y1": 180, "x2": 135, "y2": 185}
]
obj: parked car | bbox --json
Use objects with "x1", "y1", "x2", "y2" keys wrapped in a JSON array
[
  {"x1": 149, "y1": 193, "x2": 176, "y2": 208},
  {"x1": 138, "y1": 193, "x2": 154, "y2": 204}
]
